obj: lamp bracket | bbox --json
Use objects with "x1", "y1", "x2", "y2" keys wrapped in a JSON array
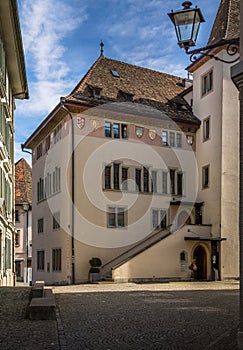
[{"x1": 186, "y1": 38, "x2": 239, "y2": 64}]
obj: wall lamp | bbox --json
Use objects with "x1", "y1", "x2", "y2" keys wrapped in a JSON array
[{"x1": 168, "y1": 1, "x2": 239, "y2": 63}]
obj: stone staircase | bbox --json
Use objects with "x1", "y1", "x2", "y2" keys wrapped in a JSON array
[{"x1": 100, "y1": 226, "x2": 172, "y2": 280}]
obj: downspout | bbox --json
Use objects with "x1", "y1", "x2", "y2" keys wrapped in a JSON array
[{"x1": 60, "y1": 97, "x2": 75, "y2": 284}]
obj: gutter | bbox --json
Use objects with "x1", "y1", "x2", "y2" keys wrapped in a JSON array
[{"x1": 60, "y1": 97, "x2": 75, "y2": 285}]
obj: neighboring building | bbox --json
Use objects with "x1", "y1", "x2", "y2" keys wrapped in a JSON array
[
  {"x1": 15, "y1": 158, "x2": 32, "y2": 283},
  {"x1": 186, "y1": 0, "x2": 240, "y2": 280},
  {"x1": 0, "y1": 1, "x2": 28, "y2": 286},
  {"x1": 23, "y1": 0, "x2": 240, "y2": 285}
]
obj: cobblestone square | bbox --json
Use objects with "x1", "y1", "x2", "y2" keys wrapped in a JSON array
[{"x1": 0, "y1": 282, "x2": 240, "y2": 350}]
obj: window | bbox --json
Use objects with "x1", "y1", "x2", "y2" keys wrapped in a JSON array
[
  {"x1": 151, "y1": 171, "x2": 157, "y2": 193},
  {"x1": 5, "y1": 238, "x2": 11, "y2": 269},
  {"x1": 45, "y1": 135, "x2": 51, "y2": 153},
  {"x1": 202, "y1": 70, "x2": 213, "y2": 96},
  {"x1": 162, "y1": 131, "x2": 168, "y2": 146},
  {"x1": 170, "y1": 169, "x2": 176, "y2": 194},
  {"x1": 36, "y1": 143, "x2": 42, "y2": 160},
  {"x1": 122, "y1": 167, "x2": 128, "y2": 190},
  {"x1": 143, "y1": 167, "x2": 149, "y2": 192},
  {"x1": 202, "y1": 165, "x2": 210, "y2": 189},
  {"x1": 105, "y1": 122, "x2": 112, "y2": 137},
  {"x1": 37, "y1": 250, "x2": 45, "y2": 271},
  {"x1": 37, "y1": 218, "x2": 44, "y2": 234},
  {"x1": 105, "y1": 122, "x2": 128, "y2": 139},
  {"x1": 37, "y1": 178, "x2": 44, "y2": 201},
  {"x1": 177, "y1": 173, "x2": 183, "y2": 195},
  {"x1": 108, "y1": 207, "x2": 126, "y2": 228},
  {"x1": 53, "y1": 167, "x2": 61, "y2": 194},
  {"x1": 113, "y1": 123, "x2": 120, "y2": 138},
  {"x1": 52, "y1": 249, "x2": 62, "y2": 271},
  {"x1": 15, "y1": 210, "x2": 19, "y2": 222},
  {"x1": 135, "y1": 169, "x2": 142, "y2": 192},
  {"x1": 113, "y1": 163, "x2": 120, "y2": 190},
  {"x1": 15, "y1": 230, "x2": 20, "y2": 246},
  {"x1": 162, "y1": 171, "x2": 168, "y2": 194},
  {"x1": 54, "y1": 123, "x2": 62, "y2": 144},
  {"x1": 53, "y1": 211, "x2": 60, "y2": 230},
  {"x1": 105, "y1": 166, "x2": 111, "y2": 189},
  {"x1": 180, "y1": 251, "x2": 187, "y2": 262},
  {"x1": 152, "y1": 209, "x2": 167, "y2": 229},
  {"x1": 176, "y1": 133, "x2": 182, "y2": 148},
  {"x1": 186, "y1": 135, "x2": 194, "y2": 145},
  {"x1": 203, "y1": 117, "x2": 210, "y2": 141},
  {"x1": 169, "y1": 132, "x2": 175, "y2": 147}
]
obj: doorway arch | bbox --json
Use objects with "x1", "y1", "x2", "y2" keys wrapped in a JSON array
[{"x1": 193, "y1": 245, "x2": 207, "y2": 280}]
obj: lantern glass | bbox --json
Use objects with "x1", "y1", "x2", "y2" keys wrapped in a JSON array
[{"x1": 168, "y1": 3, "x2": 205, "y2": 49}]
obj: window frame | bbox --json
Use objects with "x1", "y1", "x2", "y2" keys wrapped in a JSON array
[
  {"x1": 37, "y1": 218, "x2": 44, "y2": 234},
  {"x1": 105, "y1": 121, "x2": 128, "y2": 139},
  {"x1": 201, "y1": 69, "x2": 213, "y2": 97},
  {"x1": 53, "y1": 211, "x2": 60, "y2": 230},
  {"x1": 203, "y1": 117, "x2": 210, "y2": 142},
  {"x1": 152, "y1": 209, "x2": 167, "y2": 230},
  {"x1": 37, "y1": 250, "x2": 45, "y2": 271},
  {"x1": 107, "y1": 206, "x2": 127, "y2": 228},
  {"x1": 202, "y1": 165, "x2": 210, "y2": 189},
  {"x1": 52, "y1": 248, "x2": 62, "y2": 272}
]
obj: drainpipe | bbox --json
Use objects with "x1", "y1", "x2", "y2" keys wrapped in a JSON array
[{"x1": 60, "y1": 97, "x2": 75, "y2": 285}]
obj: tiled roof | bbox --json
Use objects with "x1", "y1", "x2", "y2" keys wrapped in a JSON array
[
  {"x1": 66, "y1": 57, "x2": 199, "y2": 126},
  {"x1": 15, "y1": 158, "x2": 32, "y2": 205},
  {"x1": 207, "y1": 0, "x2": 239, "y2": 45}
]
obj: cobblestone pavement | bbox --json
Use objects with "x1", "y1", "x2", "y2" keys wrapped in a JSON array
[
  {"x1": 54, "y1": 281, "x2": 240, "y2": 350},
  {"x1": 0, "y1": 287, "x2": 59, "y2": 350},
  {"x1": 0, "y1": 282, "x2": 240, "y2": 350}
]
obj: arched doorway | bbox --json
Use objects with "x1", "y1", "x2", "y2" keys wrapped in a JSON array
[{"x1": 193, "y1": 245, "x2": 207, "y2": 280}]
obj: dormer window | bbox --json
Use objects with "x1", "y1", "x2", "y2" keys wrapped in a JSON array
[
  {"x1": 92, "y1": 87, "x2": 102, "y2": 99},
  {"x1": 117, "y1": 90, "x2": 134, "y2": 102}
]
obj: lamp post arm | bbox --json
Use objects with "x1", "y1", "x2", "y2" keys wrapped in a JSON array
[{"x1": 186, "y1": 38, "x2": 239, "y2": 64}]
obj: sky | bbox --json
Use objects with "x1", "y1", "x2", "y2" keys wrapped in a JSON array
[{"x1": 15, "y1": 0, "x2": 221, "y2": 163}]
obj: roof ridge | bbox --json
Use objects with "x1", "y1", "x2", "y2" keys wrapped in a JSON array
[
  {"x1": 225, "y1": 0, "x2": 232, "y2": 39},
  {"x1": 207, "y1": 0, "x2": 239, "y2": 45},
  {"x1": 101, "y1": 56, "x2": 184, "y2": 80}
]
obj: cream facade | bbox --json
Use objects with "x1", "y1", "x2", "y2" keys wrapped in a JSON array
[
  {"x1": 188, "y1": 50, "x2": 240, "y2": 279},
  {"x1": 23, "y1": 0, "x2": 241, "y2": 283},
  {"x1": 0, "y1": 1, "x2": 28, "y2": 286}
]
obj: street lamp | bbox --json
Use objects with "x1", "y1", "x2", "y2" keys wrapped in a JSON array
[
  {"x1": 168, "y1": 2, "x2": 239, "y2": 63},
  {"x1": 168, "y1": 1, "x2": 205, "y2": 50},
  {"x1": 23, "y1": 201, "x2": 30, "y2": 285}
]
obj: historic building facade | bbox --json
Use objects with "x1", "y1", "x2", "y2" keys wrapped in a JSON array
[
  {"x1": 0, "y1": 1, "x2": 28, "y2": 286},
  {"x1": 15, "y1": 158, "x2": 32, "y2": 284},
  {"x1": 23, "y1": 0, "x2": 240, "y2": 284}
]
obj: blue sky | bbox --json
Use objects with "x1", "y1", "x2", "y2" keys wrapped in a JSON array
[{"x1": 15, "y1": 0, "x2": 221, "y2": 162}]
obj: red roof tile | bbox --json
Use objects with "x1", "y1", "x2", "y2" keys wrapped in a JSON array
[{"x1": 15, "y1": 158, "x2": 32, "y2": 205}]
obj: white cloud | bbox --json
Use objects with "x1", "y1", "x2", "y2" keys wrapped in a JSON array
[{"x1": 18, "y1": 0, "x2": 88, "y2": 115}]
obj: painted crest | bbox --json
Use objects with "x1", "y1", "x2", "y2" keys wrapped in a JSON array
[
  {"x1": 76, "y1": 116, "x2": 85, "y2": 129},
  {"x1": 135, "y1": 126, "x2": 144, "y2": 138},
  {"x1": 149, "y1": 129, "x2": 156, "y2": 140},
  {"x1": 91, "y1": 119, "x2": 98, "y2": 130}
]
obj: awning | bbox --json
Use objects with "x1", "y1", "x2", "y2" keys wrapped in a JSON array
[{"x1": 184, "y1": 236, "x2": 226, "y2": 242}]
